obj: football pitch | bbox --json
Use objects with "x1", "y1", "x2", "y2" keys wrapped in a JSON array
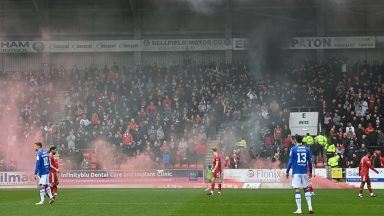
[{"x1": 0, "y1": 189, "x2": 382, "y2": 216}]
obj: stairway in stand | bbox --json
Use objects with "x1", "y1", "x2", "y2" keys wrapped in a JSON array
[
  {"x1": 204, "y1": 128, "x2": 225, "y2": 166},
  {"x1": 53, "y1": 90, "x2": 68, "y2": 123}
]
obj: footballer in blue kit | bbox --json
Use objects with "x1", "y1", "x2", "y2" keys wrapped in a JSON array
[
  {"x1": 286, "y1": 135, "x2": 313, "y2": 214},
  {"x1": 34, "y1": 142, "x2": 55, "y2": 205}
]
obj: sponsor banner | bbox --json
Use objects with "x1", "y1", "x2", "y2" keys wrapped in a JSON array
[
  {"x1": 0, "y1": 41, "x2": 32, "y2": 53},
  {"x1": 44, "y1": 40, "x2": 141, "y2": 52},
  {"x1": 289, "y1": 112, "x2": 319, "y2": 136},
  {"x1": 0, "y1": 170, "x2": 203, "y2": 187},
  {"x1": 0, "y1": 38, "x2": 248, "y2": 53},
  {"x1": 289, "y1": 36, "x2": 375, "y2": 49},
  {"x1": 0, "y1": 172, "x2": 35, "y2": 185},
  {"x1": 141, "y1": 38, "x2": 233, "y2": 51},
  {"x1": 346, "y1": 168, "x2": 384, "y2": 182},
  {"x1": 224, "y1": 169, "x2": 286, "y2": 183}
]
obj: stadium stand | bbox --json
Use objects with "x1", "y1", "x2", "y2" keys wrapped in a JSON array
[{"x1": 0, "y1": 57, "x2": 383, "y2": 170}]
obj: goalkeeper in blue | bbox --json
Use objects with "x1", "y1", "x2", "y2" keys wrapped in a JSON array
[
  {"x1": 34, "y1": 142, "x2": 55, "y2": 205},
  {"x1": 286, "y1": 135, "x2": 313, "y2": 214}
]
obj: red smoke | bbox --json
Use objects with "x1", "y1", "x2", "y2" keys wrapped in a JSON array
[
  {"x1": 0, "y1": 80, "x2": 52, "y2": 171},
  {"x1": 92, "y1": 140, "x2": 157, "y2": 170},
  {"x1": 250, "y1": 158, "x2": 282, "y2": 169}
]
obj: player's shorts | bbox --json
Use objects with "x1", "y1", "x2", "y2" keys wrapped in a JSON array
[
  {"x1": 49, "y1": 172, "x2": 59, "y2": 184},
  {"x1": 213, "y1": 171, "x2": 222, "y2": 178},
  {"x1": 292, "y1": 174, "x2": 309, "y2": 189},
  {"x1": 361, "y1": 175, "x2": 370, "y2": 182},
  {"x1": 38, "y1": 174, "x2": 50, "y2": 186}
]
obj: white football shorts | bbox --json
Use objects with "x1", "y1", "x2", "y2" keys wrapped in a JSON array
[
  {"x1": 292, "y1": 174, "x2": 309, "y2": 189},
  {"x1": 38, "y1": 174, "x2": 50, "y2": 186}
]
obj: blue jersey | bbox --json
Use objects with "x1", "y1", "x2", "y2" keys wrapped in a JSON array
[
  {"x1": 34, "y1": 149, "x2": 50, "y2": 176},
  {"x1": 286, "y1": 144, "x2": 313, "y2": 175}
]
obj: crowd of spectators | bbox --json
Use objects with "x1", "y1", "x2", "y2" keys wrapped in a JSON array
[{"x1": 0, "y1": 57, "x2": 383, "y2": 170}]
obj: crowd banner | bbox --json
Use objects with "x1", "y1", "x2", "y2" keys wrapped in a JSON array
[
  {"x1": 289, "y1": 36, "x2": 376, "y2": 49},
  {"x1": 0, "y1": 38, "x2": 248, "y2": 53},
  {"x1": 289, "y1": 112, "x2": 319, "y2": 136}
]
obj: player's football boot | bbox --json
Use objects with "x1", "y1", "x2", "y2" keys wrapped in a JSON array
[
  {"x1": 370, "y1": 193, "x2": 377, "y2": 197},
  {"x1": 293, "y1": 209, "x2": 302, "y2": 214},
  {"x1": 207, "y1": 192, "x2": 213, "y2": 195},
  {"x1": 49, "y1": 197, "x2": 55, "y2": 204},
  {"x1": 311, "y1": 192, "x2": 315, "y2": 196},
  {"x1": 309, "y1": 208, "x2": 314, "y2": 214},
  {"x1": 358, "y1": 194, "x2": 363, "y2": 198},
  {"x1": 35, "y1": 201, "x2": 45, "y2": 205},
  {"x1": 217, "y1": 191, "x2": 221, "y2": 195}
]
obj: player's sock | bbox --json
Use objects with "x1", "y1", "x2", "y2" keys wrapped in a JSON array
[
  {"x1": 53, "y1": 185, "x2": 58, "y2": 194},
  {"x1": 308, "y1": 185, "x2": 314, "y2": 193},
  {"x1": 368, "y1": 188, "x2": 373, "y2": 193},
  {"x1": 218, "y1": 183, "x2": 222, "y2": 192},
  {"x1": 39, "y1": 186, "x2": 46, "y2": 202},
  {"x1": 295, "y1": 192, "x2": 302, "y2": 211},
  {"x1": 210, "y1": 182, "x2": 215, "y2": 193},
  {"x1": 359, "y1": 188, "x2": 363, "y2": 195},
  {"x1": 304, "y1": 189, "x2": 312, "y2": 209},
  {"x1": 45, "y1": 186, "x2": 54, "y2": 199}
]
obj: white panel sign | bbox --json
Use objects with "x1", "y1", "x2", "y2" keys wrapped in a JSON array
[
  {"x1": 289, "y1": 36, "x2": 375, "y2": 49},
  {"x1": 224, "y1": 169, "x2": 286, "y2": 183},
  {"x1": 289, "y1": 112, "x2": 319, "y2": 136}
]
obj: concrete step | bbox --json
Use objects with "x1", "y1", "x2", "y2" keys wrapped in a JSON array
[{"x1": 53, "y1": 90, "x2": 69, "y2": 122}]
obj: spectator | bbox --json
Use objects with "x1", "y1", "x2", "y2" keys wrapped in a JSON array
[
  {"x1": 371, "y1": 151, "x2": 383, "y2": 168},
  {"x1": 273, "y1": 125, "x2": 282, "y2": 145},
  {"x1": 348, "y1": 153, "x2": 359, "y2": 168},
  {"x1": 230, "y1": 151, "x2": 239, "y2": 169},
  {"x1": 123, "y1": 130, "x2": 133, "y2": 145},
  {"x1": 311, "y1": 141, "x2": 321, "y2": 166},
  {"x1": 157, "y1": 126, "x2": 165, "y2": 142},
  {"x1": 365, "y1": 123, "x2": 374, "y2": 134},
  {"x1": 67, "y1": 130, "x2": 76, "y2": 151},
  {"x1": 80, "y1": 115, "x2": 90, "y2": 127},
  {"x1": 81, "y1": 157, "x2": 90, "y2": 170},
  {"x1": 377, "y1": 130, "x2": 384, "y2": 146}
]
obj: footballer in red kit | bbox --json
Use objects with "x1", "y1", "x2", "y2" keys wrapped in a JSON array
[
  {"x1": 49, "y1": 146, "x2": 60, "y2": 197},
  {"x1": 358, "y1": 151, "x2": 379, "y2": 197},
  {"x1": 207, "y1": 147, "x2": 222, "y2": 195}
]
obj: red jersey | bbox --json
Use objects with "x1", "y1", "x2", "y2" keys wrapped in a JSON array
[
  {"x1": 49, "y1": 153, "x2": 59, "y2": 173},
  {"x1": 213, "y1": 154, "x2": 222, "y2": 173},
  {"x1": 359, "y1": 156, "x2": 378, "y2": 177}
]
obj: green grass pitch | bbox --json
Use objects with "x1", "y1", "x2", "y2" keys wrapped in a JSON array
[{"x1": 0, "y1": 189, "x2": 382, "y2": 216}]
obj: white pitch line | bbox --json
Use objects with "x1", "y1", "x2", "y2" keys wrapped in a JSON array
[{"x1": 1, "y1": 202, "x2": 383, "y2": 207}]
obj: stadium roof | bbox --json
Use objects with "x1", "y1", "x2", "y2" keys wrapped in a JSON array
[{"x1": 0, "y1": 0, "x2": 384, "y2": 37}]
